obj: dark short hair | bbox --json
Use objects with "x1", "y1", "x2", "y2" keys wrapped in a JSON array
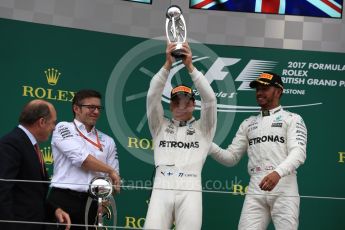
[
  {"x1": 72, "y1": 89, "x2": 102, "y2": 116},
  {"x1": 19, "y1": 102, "x2": 51, "y2": 126}
]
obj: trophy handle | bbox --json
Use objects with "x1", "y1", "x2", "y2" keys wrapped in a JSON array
[
  {"x1": 165, "y1": 18, "x2": 171, "y2": 42},
  {"x1": 97, "y1": 197, "x2": 103, "y2": 227}
]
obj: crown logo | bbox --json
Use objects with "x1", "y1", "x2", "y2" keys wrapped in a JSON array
[
  {"x1": 44, "y1": 68, "x2": 61, "y2": 86},
  {"x1": 42, "y1": 146, "x2": 54, "y2": 165}
]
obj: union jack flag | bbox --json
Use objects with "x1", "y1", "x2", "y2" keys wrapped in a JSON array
[{"x1": 190, "y1": 0, "x2": 343, "y2": 18}]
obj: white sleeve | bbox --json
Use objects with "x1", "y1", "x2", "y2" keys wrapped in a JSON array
[
  {"x1": 51, "y1": 122, "x2": 89, "y2": 167},
  {"x1": 275, "y1": 114, "x2": 307, "y2": 177},
  {"x1": 106, "y1": 138, "x2": 120, "y2": 174},
  {"x1": 146, "y1": 67, "x2": 169, "y2": 138},
  {"x1": 190, "y1": 68, "x2": 217, "y2": 139},
  {"x1": 209, "y1": 120, "x2": 248, "y2": 166}
]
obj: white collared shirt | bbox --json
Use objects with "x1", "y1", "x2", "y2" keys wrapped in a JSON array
[
  {"x1": 50, "y1": 119, "x2": 119, "y2": 192},
  {"x1": 18, "y1": 124, "x2": 37, "y2": 146}
]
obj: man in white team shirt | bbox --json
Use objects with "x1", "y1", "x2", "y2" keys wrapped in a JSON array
[
  {"x1": 210, "y1": 72, "x2": 307, "y2": 230},
  {"x1": 144, "y1": 42, "x2": 217, "y2": 230},
  {"x1": 48, "y1": 89, "x2": 120, "y2": 229}
]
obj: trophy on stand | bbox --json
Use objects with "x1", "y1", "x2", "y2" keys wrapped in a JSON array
[
  {"x1": 85, "y1": 177, "x2": 117, "y2": 230},
  {"x1": 165, "y1": 5, "x2": 187, "y2": 58}
]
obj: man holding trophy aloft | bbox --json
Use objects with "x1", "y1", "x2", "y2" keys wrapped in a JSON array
[{"x1": 144, "y1": 6, "x2": 217, "y2": 229}]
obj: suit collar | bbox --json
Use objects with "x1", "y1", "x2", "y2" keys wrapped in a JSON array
[
  {"x1": 260, "y1": 105, "x2": 282, "y2": 117},
  {"x1": 171, "y1": 117, "x2": 196, "y2": 127},
  {"x1": 18, "y1": 124, "x2": 37, "y2": 145}
]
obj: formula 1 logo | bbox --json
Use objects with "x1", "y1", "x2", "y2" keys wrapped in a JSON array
[
  {"x1": 234, "y1": 60, "x2": 278, "y2": 90},
  {"x1": 165, "y1": 56, "x2": 321, "y2": 113}
]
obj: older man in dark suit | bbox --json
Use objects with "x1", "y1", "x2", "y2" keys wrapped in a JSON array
[{"x1": 0, "y1": 99, "x2": 71, "y2": 230}]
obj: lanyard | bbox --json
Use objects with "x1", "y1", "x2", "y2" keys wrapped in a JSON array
[{"x1": 73, "y1": 121, "x2": 103, "y2": 152}]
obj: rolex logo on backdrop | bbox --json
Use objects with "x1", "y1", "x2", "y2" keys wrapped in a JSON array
[
  {"x1": 41, "y1": 145, "x2": 54, "y2": 179},
  {"x1": 42, "y1": 146, "x2": 54, "y2": 165},
  {"x1": 22, "y1": 67, "x2": 75, "y2": 102},
  {"x1": 45, "y1": 68, "x2": 61, "y2": 86}
]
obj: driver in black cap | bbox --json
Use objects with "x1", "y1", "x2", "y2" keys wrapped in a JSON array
[
  {"x1": 144, "y1": 42, "x2": 217, "y2": 230},
  {"x1": 249, "y1": 71, "x2": 284, "y2": 115},
  {"x1": 209, "y1": 72, "x2": 307, "y2": 230}
]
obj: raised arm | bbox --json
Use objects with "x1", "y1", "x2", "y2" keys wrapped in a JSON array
[
  {"x1": 146, "y1": 43, "x2": 176, "y2": 137},
  {"x1": 180, "y1": 43, "x2": 217, "y2": 138}
]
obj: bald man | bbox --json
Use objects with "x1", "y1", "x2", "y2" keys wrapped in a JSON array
[{"x1": 0, "y1": 99, "x2": 71, "y2": 230}]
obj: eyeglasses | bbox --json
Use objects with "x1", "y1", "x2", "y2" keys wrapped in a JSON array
[{"x1": 78, "y1": 104, "x2": 103, "y2": 112}]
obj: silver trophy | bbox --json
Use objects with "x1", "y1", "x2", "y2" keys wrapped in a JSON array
[
  {"x1": 85, "y1": 177, "x2": 117, "y2": 230},
  {"x1": 165, "y1": 5, "x2": 187, "y2": 58}
]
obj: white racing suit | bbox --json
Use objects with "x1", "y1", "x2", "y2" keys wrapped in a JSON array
[
  {"x1": 144, "y1": 67, "x2": 217, "y2": 230},
  {"x1": 210, "y1": 106, "x2": 307, "y2": 230}
]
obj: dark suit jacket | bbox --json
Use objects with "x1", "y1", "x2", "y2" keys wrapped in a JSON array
[{"x1": 0, "y1": 127, "x2": 55, "y2": 230}]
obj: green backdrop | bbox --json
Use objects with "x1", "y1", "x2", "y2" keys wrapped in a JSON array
[{"x1": 1, "y1": 18, "x2": 345, "y2": 229}]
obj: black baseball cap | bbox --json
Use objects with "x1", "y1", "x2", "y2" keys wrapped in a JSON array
[
  {"x1": 249, "y1": 72, "x2": 284, "y2": 90},
  {"x1": 170, "y1": 85, "x2": 195, "y2": 100}
]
